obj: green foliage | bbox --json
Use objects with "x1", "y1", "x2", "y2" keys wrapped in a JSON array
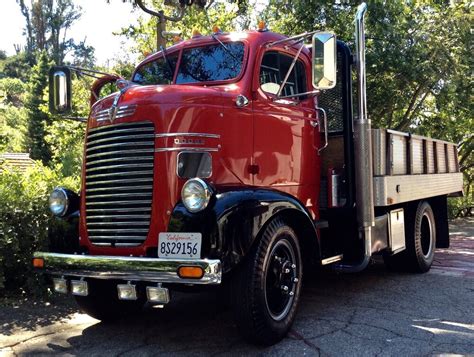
[
  {"x1": 118, "y1": 0, "x2": 243, "y2": 58},
  {"x1": 0, "y1": 52, "x2": 31, "y2": 82},
  {"x1": 25, "y1": 51, "x2": 53, "y2": 164},
  {"x1": 0, "y1": 162, "x2": 79, "y2": 294},
  {"x1": 0, "y1": 78, "x2": 28, "y2": 152}
]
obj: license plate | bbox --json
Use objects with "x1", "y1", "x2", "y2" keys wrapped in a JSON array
[{"x1": 158, "y1": 232, "x2": 202, "y2": 259}]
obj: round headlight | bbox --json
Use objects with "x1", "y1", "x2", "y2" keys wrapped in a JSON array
[
  {"x1": 181, "y1": 178, "x2": 211, "y2": 213},
  {"x1": 49, "y1": 188, "x2": 69, "y2": 217}
]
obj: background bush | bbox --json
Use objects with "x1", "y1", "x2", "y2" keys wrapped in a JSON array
[{"x1": 0, "y1": 162, "x2": 79, "y2": 296}]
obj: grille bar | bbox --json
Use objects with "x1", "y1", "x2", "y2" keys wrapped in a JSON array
[{"x1": 85, "y1": 121, "x2": 154, "y2": 246}]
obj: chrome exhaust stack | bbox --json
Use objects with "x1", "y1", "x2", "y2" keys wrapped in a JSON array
[{"x1": 337, "y1": 2, "x2": 374, "y2": 272}]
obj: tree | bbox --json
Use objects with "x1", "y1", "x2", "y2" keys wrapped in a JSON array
[
  {"x1": 16, "y1": 0, "x2": 94, "y2": 66},
  {"x1": 117, "y1": 0, "x2": 247, "y2": 58},
  {"x1": 25, "y1": 51, "x2": 52, "y2": 164},
  {"x1": 263, "y1": 0, "x2": 472, "y2": 203}
]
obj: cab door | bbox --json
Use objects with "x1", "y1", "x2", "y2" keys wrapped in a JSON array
[{"x1": 252, "y1": 47, "x2": 321, "y2": 219}]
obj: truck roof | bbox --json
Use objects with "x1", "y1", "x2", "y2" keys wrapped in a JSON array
[{"x1": 136, "y1": 29, "x2": 310, "y2": 69}]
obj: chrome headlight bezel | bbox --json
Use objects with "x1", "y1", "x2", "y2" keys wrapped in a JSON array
[
  {"x1": 49, "y1": 187, "x2": 69, "y2": 217},
  {"x1": 181, "y1": 178, "x2": 212, "y2": 213}
]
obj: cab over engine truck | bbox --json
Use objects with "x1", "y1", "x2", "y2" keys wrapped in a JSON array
[{"x1": 33, "y1": 3, "x2": 463, "y2": 345}]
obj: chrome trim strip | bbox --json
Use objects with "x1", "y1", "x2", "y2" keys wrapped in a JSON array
[
  {"x1": 156, "y1": 133, "x2": 220, "y2": 139},
  {"x1": 86, "y1": 192, "x2": 150, "y2": 199},
  {"x1": 86, "y1": 156, "x2": 153, "y2": 166},
  {"x1": 87, "y1": 134, "x2": 155, "y2": 146},
  {"x1": 88, "y1": 127, "x2": 154, "y2": 140},
  {"x1": 34, "y1": 252, "x2": 222, "y2": 285},
  {"x1": 87, "y1": 221, "x2": 149, "y2": 226},
  {"x1": 155, "y1": 147, "x2": 219, "y2": 153},
  {"x1": 86, "y1": 207, "x2": 151, "y2": 213},
  {"x1": 87, "y1": 235, "x2": 146, "y2": 240},
  {"x1": 86, "y1": 185, "x2": 153, "y2": 192},
  {"x1": 86, "y1": 163, "x2": 153, "y2": 173},
  {"x1": 88, "y1": 228, "x2": 149, "y2": 233},
  {"x1": 86, "y1": 200, "x2": 152, "y2": 206},
  {"x1": 86, "y1": 170, "x2": 153, "y2": 179},
  {"x1": 87, "y1": 149, "x2": 154, "y2": 159},
  {"x1": 86, "y1": 178, "x2": 151, "y2": 186},
  {"x1": 87, "y1": 214, "x2": 151, "y2": 219},
  {"x1": 86, "y1": 142, "x2": 154, "y2": 153}
]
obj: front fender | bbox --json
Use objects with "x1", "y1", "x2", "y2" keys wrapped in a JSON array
[{"x1": 167, "y1": 187, "x2": 318, "y2": 273}]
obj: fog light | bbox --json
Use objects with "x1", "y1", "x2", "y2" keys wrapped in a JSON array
[
  {"x1": 146, "y1": 284, "x2": 170, "y2": 304},
  {"x1": 71, "y1": 280, "x2": 88, "y2": 296},
  {"x1": 178, "y1": 266, "x2": 204, "y2": 279},
  {"x1": 117, "y1": 283, "x2": 137, "y2": 300},
  {"x1": 53, "y1": 277, "x2": 68, "y2": 294}
]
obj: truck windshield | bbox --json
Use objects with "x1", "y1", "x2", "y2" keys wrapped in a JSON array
[
  {"x1": 133, "y1": 54, "x2": 178, "y2": 85},
  {"x1": 176, "y1": 42, "x2": 245, "y2": 84},
  {"x1": 132, "y1": 42, "x2": 245, "y2": 85}
]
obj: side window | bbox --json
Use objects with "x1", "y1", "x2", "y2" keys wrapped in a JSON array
[
  {"x1": 260, "y1": 51, "x2": 306, "y2": 98},
  {"x1": 133, "y1": 54, "x2": 178, "y2": 85}
]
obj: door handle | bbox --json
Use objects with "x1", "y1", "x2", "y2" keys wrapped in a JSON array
[{"x1": 316, "y1": 106, "x2": 328, "y2": 154}]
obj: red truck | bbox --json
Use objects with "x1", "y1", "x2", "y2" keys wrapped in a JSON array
[{"x1": 34, "y1": 3, "x2": 463, "y2": 345}]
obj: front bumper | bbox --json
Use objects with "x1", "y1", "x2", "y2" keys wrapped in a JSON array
[{"x1": 33, "y1": 252, "x2": 222, "y2": 285}]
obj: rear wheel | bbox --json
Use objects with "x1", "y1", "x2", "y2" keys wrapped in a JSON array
[
  {"x1": 74, "y1": 279, "x2": 145, "y2": 321},
  {"x1": 384, "y1": 200, "x2": 436, "y2": 273},
  {"x1": 231, "y1": 218, "x2": 303, "y2": 346}
]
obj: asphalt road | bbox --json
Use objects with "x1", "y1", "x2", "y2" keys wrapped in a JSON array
[{"x1": 1, "y1": 218, "x2": 473, "y2": 356}]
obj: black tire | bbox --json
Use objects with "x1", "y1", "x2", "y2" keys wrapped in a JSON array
[
  {"x1": 74, "y1": 279, "x2": 145, "y2": 322},
  {"x1": 231, "y1": 218, "x2": 303, "y2": 346},
  {"x1": 384, "y1": 201, "x2": 436, "y2": 273}
]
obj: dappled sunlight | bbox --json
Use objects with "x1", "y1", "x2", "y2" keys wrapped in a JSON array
[{"x1": 412, "y1": 320, "x2": 474, "y2": 339}]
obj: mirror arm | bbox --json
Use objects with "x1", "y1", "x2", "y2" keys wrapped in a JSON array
[
  {"x1": 276, "y1": 40, "x2": 305, "y2": 98},
  {"x1": 68, "y1": 66, "x2": 119, "y2": 79},
  {"x1": 61, "y1": 116, "x2": 87, "y2": 123},
  {"x1": 266, "y1": 31, "x2": 318, "y2": 49},
  {"x1": 276, "y1": 89, "x2": 320, "y2": 100}
]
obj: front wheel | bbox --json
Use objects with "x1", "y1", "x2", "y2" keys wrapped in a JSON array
[{"x1": 231, "y1": 218, "x2": 303, "y2": 345}]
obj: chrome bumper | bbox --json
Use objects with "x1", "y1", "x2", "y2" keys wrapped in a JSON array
[{"x1": 33, "y1": 252, "x2": 222, "y2": 285}]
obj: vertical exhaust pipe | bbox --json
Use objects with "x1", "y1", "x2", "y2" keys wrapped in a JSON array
[{"x1": 337, "y1": 2, "x2": 374, "y2": 273}]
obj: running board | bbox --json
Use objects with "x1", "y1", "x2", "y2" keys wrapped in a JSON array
[{"x1": 321, "y1": 254, "x2": 343, "y2": 265}]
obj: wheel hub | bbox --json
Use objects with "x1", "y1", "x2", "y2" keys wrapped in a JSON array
[{"x1": 264, "y1": 239, "x2": 299, "y2": 321}]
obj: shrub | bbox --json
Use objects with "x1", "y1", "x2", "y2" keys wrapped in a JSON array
[{"x1": 0, "y1": 162, "x2": 79, "y2": 296}]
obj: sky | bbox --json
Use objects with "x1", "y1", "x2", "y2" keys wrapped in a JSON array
[{"x1": 0, "y1": 0, "x2": 149, "y2": 67}]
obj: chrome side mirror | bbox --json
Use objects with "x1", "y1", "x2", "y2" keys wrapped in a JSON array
[
  {"x1": 312, "y1": 32, "x2": 337, "y2": 90},
  {"x1": 49, "y1": 66, "x2": 72, "y2": 114}
]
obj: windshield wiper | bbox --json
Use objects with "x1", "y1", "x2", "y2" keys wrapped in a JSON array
[
  {"x1": 211, "y1": 34, "x2": 240, "y2": 66},
  {"x1": 160, "y1": 45, "x2": 175, "y2": 78}
]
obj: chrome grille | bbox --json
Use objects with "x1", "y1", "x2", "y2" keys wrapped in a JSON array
[{"x1": 85, "y1": 121, "x2": 155, "y2": 247}]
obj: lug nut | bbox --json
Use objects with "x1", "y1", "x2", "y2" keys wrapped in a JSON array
[
  {"x1": 289, "y1": 291, "x2": 295, "y2": 296},
  {"x1": 284, "y1": 268, "x2": 290, "y2": 273},
  {"x1": 291, "y1": 264, "x2": 296, "y2": 269},
  {"x1": 281, "y1": 285, "x2": 289, "y2": 292},
  {"x1": 293, "y1": 277, "x2": 299, "y2": 283}
]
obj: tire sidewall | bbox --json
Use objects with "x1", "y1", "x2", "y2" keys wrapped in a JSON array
[
  {"x1": 258, "y1": 223, "x2": 303, "y2": 338},
  {"x1": 413, "y1": 201, "x2": 436, "y2": 272}
]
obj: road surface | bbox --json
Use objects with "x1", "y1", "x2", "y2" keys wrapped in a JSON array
[{"x1": 1, "y1": 218, "x2": 473, "y2": 356}]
